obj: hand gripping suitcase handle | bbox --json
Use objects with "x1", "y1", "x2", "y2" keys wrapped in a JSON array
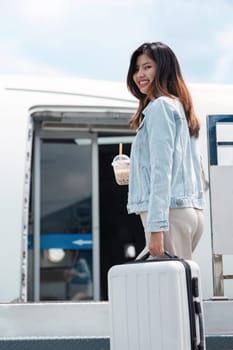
[{"x1": 137, "y1": 250, "x2": 177, "y2": 261}]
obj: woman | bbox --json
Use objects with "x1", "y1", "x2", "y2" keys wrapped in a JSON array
[{"x1": 126, "y1": 42, "x2": 204, "y2": 259}]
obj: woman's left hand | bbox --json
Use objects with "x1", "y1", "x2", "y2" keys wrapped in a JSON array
[{"x1": 149, "y1": 232, "x2": 164, "y2": 257}]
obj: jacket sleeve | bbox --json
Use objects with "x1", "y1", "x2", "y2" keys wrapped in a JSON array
[{"x1": 145, "y1": 98, "x2": 176, "y2": 232}]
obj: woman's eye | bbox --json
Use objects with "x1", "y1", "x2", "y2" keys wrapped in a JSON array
[{"x1": 145, "y1": 65, "x2": 151, "y2": 70}]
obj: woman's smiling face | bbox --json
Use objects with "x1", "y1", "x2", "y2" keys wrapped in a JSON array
[{"x1": 133, "y1": 53, "x2": 156, "y2": 96}]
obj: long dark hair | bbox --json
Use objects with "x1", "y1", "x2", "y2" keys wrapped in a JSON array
[{"x1": 127, "y1": 42, "x2": 200, "y2": 137}]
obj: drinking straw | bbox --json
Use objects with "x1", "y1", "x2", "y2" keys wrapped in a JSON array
[{"x1": 119, "y1": 143, "x2": 123, "y2": 155}]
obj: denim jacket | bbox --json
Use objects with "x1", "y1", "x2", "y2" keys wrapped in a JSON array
[{"x1": 127, "y1": 96, "x2": 205, "y2": 233}]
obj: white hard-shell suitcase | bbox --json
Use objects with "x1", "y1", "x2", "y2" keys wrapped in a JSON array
[{"x1": 108, "y1": 254, "x2": 205, "y2": 350}]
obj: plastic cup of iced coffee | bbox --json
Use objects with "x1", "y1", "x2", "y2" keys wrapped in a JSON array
[{"x1": 112, "y1": 154, "x2": 130, "y2": 186}]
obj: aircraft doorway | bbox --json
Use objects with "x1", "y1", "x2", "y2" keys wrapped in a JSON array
[
  {"x1": 28, "y1": 129, "x2": 144, "y2": 302},
  {"x1": 28, "y1": 135, "x2": 95, "y2": 302},
  {"x1": 98, "y1": 140, "x2": 144, "y2": 300}
]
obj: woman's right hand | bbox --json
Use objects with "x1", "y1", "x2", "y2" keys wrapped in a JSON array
[{"x1": 149, "y1": 232, "x2": 164, "y2": 257}]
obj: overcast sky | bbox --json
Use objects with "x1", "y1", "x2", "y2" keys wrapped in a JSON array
[{"x1": 0, "y1": 0, "x2": 233, "y2": 84}]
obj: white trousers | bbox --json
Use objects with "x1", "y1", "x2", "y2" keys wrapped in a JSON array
[{"x1": 137, "y1": 208, "x2": 204, "y2": 260}]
